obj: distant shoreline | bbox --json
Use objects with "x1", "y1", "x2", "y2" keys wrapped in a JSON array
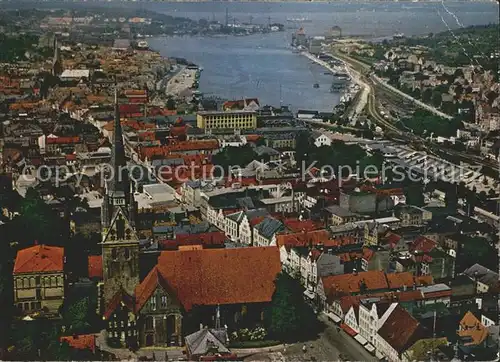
[{"x1": 2, "y1": 0, "x2": 497, "y2": 3}]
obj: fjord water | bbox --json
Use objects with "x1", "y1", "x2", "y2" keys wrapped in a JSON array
[{"x1": 145, "y1": 1, "x2": 498, "y2": 111}]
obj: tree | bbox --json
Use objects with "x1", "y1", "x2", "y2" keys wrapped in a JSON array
[
  {"x1": 63, "y1": 297, "x2": 91, "y2": 334},
  {"x1": 12, "y1": 188, "x2": 65, "y2": 247},
  {"x1": 264, "y1": 273, "x2": 317, "y2": 342},
  {"x1": 421, "y1": 88, "x2": 433, "y2": 103},
  {"x1": 211, "y1": 145, "x2": 257, "y2": 176},
  {"x1": 431, "y1": 91, "x2": 442, "y2": 107},
  {"x1": 166, "y1": 97, "x2": 176, "y2": 111},
  {"x1": 404, "y1": 182, "x2": 425, "y2": 207}
]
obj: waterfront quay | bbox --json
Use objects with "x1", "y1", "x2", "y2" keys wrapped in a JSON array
[{"x1": 302, "y1": 51, "x2": 367, "y2": 122}]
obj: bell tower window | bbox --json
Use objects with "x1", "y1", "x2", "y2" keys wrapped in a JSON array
[{"x1": 116, "y1": 216, "x2": 125, "y2": 240}]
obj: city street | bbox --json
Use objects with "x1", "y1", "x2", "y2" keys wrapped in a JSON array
[{"x1": 244, "y1": 314, "x2": 376, "y2": 362}]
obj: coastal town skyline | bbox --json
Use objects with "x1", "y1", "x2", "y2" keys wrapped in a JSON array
[{"x1": 0, "y1": 0, "x2": 498, "y2": 361}]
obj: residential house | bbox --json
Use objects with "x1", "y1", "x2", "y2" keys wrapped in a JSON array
[
  {"x1": 463, "y1": 264, "x2": 500, "y2": 294},
  {"x1": 344, "y1": 303, "x2": 360, "y2": 334},
  {"x1": 418, "y1": 284, "x2": 452, "y2": 306},
  {"x1": 458, "y1": 311, "x2": 489, "y2": 347},
  {"x1": 253, "y1": 217, "x2": 285, "y2": 247},
  {"x1": 330, "y1": 223, "x2": 364, "y2": 244},
  {"x1": 324, "y1": 205, "x2": 362, "y2": 226},
  {"x1": 13, "y1": 245, "x2": 65, "y2": 316},
  {"x1": 224, "y1": 208, "x2": 269, "y2": 244},
  {"x1": 394, "y1": 205, "x2": 432, "y2": 227},
  {"x1": 318, "y1": 270, "x2": 389, "y2": 308},
  {"x1": 312, "y1": 130, "x2": 332, "y2": 147},
  {"x1": 359, "y1": 301, "x2": 399, "y2": 346},
  {"x1": 280, "y1": 247, "x2": 345, "y2": 292},
  {"x1": 376, "y1": 304, "x2": 423, "y2": 362},
  {"x1": 361, "y1": 248, "x2": 390, "y2": 272}
]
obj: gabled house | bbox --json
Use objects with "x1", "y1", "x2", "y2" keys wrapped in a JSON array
[
  {"x1": 253, "y1": 217, "x2": 285, "y2": 247},
  {"x1": 280, "y1": 247, "x2": 345, "y2": 292},
  {"x1": 376, "y1": 304, "x2": 423, "y2": 362},
  {"x1": 224, "y1": 208, "x2": 269, "y2": 244},
  {"x1": 458, "y1": 311, "x2": 488, "y2": 347},
  {"x1": 463, "y1": 264, "x2": 500, "y2": 294},
  {"x1": 359, "y1": 301, "x2": 398, "y2": 346}
]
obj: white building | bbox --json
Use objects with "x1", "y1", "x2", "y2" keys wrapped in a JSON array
[
  {"x1": 253, "y1": 217, "x2": 284, "y2": 247},
  {"x1": 312, "y1": 130, "x2": 332, "y2": 148},
  {"x1": 280, "y1": 246, "x2": 344, "y2": 291},
  {"x1": 224, "y1": 209, "x2": 269, "y2": 244},
  {"x1": 359, "y1": 300, "x2": 398, "y2": 346}
]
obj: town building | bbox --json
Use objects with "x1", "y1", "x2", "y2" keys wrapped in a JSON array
[
  {"x1": 196, "y1": 110, "x2": 257, "y2": 130},
  {"x1": 13, "y1": 244, "x2": 65, "y2": 316}
]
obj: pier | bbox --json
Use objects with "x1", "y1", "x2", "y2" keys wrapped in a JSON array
[{"x1": 301, "y1": 51, "x2": 369, "y2": 123}]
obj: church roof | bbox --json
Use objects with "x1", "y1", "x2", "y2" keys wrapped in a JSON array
[
  {"x1": 134, "y1": 266, "x2": 172, "y2": 312},
  {"x1": 103, "y1": 289, "x2": 135, "y2": 320},
  {"x1": 156, "y1": 246, "x2": 281, "y2": 311}
]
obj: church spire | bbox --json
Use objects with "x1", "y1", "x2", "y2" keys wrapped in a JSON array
[
  {"x1": 109, "y1": 87, "x2": 127, "y2": 194},
  {"x1": 52, "y1": 36, "x2": 62, "y2": 76}
]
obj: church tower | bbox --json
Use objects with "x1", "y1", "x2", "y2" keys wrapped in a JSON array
[
  {"x1": 101, "y1": 88, "x2": 139, "y2": 306},
  {"x1": 52, "y1": 36, "x2": 63, "y2": 76}
]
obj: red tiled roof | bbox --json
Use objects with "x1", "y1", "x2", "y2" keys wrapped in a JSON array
[
  {"x1": 124, "y1": 89, "x2": 147, "y2": 97},
  {"x1": 337, "y1": 251, "x2": 363, "y2": 263},
  {"x1": 410, "y1": 236, "x2": 437, "y2": 253},
  {"x1": 88, "y1": 255, "x2": 103, "y2": 279},
  {"x1": 458, "y1": 311, "x2": 488, "y2": 345},
  {"x1": 415, "y1": 275, "x2": 433, "y2": 286},
  {"x1": 135, "y1": 266, "x2": 171, "y2": 312},
  {"x1": 157, "y1": 246, "x2": 281, "y2": 311},
  {"x1": 380, "y1": 232, "x2": 402, "y2": 248},
  {"x1": 119, "y1": 103, "x2": 142, "y2": 113},
  {"x1": 159, "y1": 164, "x2": 214, "y2": 184},
  {"x1": 159, "y1": 232, "x2": 225, "y2": 250},
  {"x1": 282, "y1": 219, "x2": 323, "y2": 233},
  {"x1": 378, "y1": 305, "x2": 421, "y2": 353},
  {"x1": 245, "y1": 134, "x2": 261, "y2": 142},
  {"x1": 276, "y1": 229, "x2": 330, "y2": 248},
  {"x1": 249, "y1": 216, "x2": 266, "y2": 228},
  {"x1": 386, "y1": 272, "x2": 415, "y2": 289},
  {"x1": 138, "y1": 140, "x2": 219, "y2": 160},
  {"x1": 225, "y1": 177, "x2": 257, "y2": 188},
  {"x1": 60, "y1": 334, "x2": 96, "y2": 353},
  {"x1": 103, "y1": 119, "x2": 155, "y2": 132},
  {"x1": 322, "y1": 271, "x2": 388, "y2": 297},
  {"x1": 46, "y1": 136, "x2": 80, "y2": 144},
  {"x1": 14, "y1": 245, "x2": 64, "y2": 274},
  {"x1": 223, "y1": 98, "x2": 259, "y2": 110},
  {"x1": 338, "y1": 295, "x2": 362, "y2": 313}
]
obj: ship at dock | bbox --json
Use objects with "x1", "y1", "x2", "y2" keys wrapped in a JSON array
[{"x1": 286, "y1": 17, "x2": 312, "y2": 23}]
